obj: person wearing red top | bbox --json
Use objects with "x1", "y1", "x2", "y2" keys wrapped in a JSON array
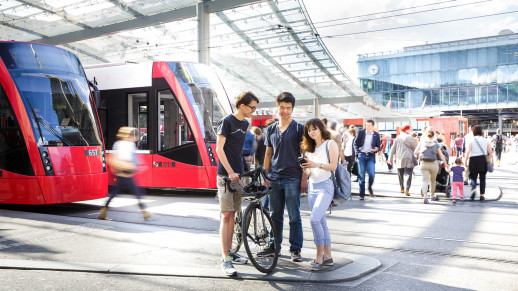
[
  {"x1": 379, "y1": 135, "x2": 394, "y2": 172},
  {"x1": 454, "y1": 134, "x2": 464, "y2": 158}
]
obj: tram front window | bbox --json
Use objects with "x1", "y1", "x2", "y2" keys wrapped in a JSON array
[
  {"x1": 168, "y1": 62, "x2": 232, "y2": 143},
  {"x1": 0, "y1": 42, "x2": 102, "y2": 147},
  {"x1": 158, "y1": 90, "x2": 194, "y2": 152},
  {"x1": 14, "y1": 73, "x2": 102, "y2": 146}
]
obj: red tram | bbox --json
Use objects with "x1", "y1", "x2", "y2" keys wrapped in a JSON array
[
  {"x1": 0, "y1": 41, "x2": 108, "y2": 204},
  {"x1": 85, "y1": 62, "x2": 232, "y2": 190}
]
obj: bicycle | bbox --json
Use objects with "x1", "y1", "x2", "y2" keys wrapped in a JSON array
[{"x1": 224, "y1": 166, "x2": 279, "y2": 273}]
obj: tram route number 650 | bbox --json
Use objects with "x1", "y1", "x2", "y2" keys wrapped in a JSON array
[
  {"x1": 84, "y1": 149, "x2": 100, "y2": 156},
  {"x1": 153, "y1": 161, "x2": 175, "y2": 168}
]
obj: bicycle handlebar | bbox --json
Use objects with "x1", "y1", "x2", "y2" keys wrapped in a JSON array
[{"x1": 222, "y1": 166, "x2": 275, "y2": 192}]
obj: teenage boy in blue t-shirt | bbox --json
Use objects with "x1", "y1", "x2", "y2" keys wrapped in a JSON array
[
  {"x1": 216, "y1": 91, "x2": 259, "y2": 277},
  {"x1": 259, "y1": 92, "x2": 306, "y2": 262}
]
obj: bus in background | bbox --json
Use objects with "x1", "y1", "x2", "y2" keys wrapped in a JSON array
[
  {"x1": 0, "y1": 41, "x2": 107, "y2": 204},
  {"x1": 85, "y1": 62, "x2": 232, "y2": 190}
]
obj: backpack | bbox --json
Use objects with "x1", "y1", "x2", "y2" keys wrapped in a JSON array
[
  {"x1": 420, "y1": 142, "x2": 438, "y2": 162},
  {"x1": 325, "y1": 140, "x2": 351, "y2": 204},
  {"x1": 495, "y1": 135, "x2": 503, "y2": 148}
]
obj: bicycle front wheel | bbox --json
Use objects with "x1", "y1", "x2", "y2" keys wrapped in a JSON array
[
  {"x1": 242, "y1": 204, "x2": 279, "y2": 273},
  {"x1": 230, "y1": 210, "x2": 243, "y2": 253}
]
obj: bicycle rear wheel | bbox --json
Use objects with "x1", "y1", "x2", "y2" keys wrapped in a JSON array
[
  {"x1": 230, "y1": 210, "x2": 243, "y2": 253},
  {"x1": 242, "y1": 203, "x2": 279, "y2": 273}
]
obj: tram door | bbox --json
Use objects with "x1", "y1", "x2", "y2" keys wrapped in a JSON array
[{"x1": 153, "y1": 90, "x2": 208, "y2": 188}]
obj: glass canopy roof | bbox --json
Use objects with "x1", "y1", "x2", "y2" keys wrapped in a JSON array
[{"x1": 0, "y1": 0, "x2": 402, "y2": 121}]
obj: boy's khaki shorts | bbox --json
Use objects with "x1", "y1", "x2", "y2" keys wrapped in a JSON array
[{"x1": 217, "y1": 175, "x2": 243, "y2": 212}]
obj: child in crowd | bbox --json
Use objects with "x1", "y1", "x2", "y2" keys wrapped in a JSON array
[{"x1": 448, "y1": 158, "x2": 467, "y2": 204}]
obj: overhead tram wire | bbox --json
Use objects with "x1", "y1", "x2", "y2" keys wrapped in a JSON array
[
  {"x1": 322, "y1": 10, "x2": 518, "y2": 38},
  {"x1": 307, "y1": 0, "x2": 460, "y2": 25},
  {"x1": 304, "y1": 0, "x2": 494, "y2": 30}
]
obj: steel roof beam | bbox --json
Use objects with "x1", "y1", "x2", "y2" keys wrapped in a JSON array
[
  {"x1": 107, "y1": 0, "x2": 145, "y2": 18},
  {"x1": 216, "y1": 11, "x2": 323, "y2": 99},
  {"x1": 15, "y1": 0, "x2": 90, "y2": 29},
  {"x1": 211, "y1": 59, "x2": 276, "y2": 98},
  {"x1": 30, "y1": 0, "x2": 267, "y2": 45}
]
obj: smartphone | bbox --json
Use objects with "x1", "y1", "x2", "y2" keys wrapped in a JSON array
[{"x1": 298, "y1": 157, "x2": 307, "y2": 165}]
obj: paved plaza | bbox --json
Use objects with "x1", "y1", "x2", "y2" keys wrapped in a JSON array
[{"x1": 0, "y1": 152, "x2": 517, "y2": 290}]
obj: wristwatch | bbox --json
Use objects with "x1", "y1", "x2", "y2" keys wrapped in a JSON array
[{"x1": 319, "y1": 163, "x2": 324, "y2": 169}]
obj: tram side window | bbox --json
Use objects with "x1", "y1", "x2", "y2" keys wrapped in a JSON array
[
  {"x1": 129, "y1": 93, "x2": 148, "y2": 150},
  {"x1": 0, "y1": 85, "x2": 34, "y2": 176},
  {"x1": 158, "y1": 90, "x2": 194, "y2": 152}
]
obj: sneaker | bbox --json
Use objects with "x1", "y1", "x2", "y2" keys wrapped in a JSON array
[
  {"x1": 290, "y1": 249, "x2": 302, "y2": 262},
  {"x1": 222, "y1": 259, "x2": 237, "y2": 277},
  {"x1": 311, "y1": 262, "x2": 323, "y2": 271},
  {"x1": 229, "y1": 252, "x2": 248, "y2": 265},
  {"x1": 359, "y1": 196, "x2": 365, "y2": 200},
  {"x1": 431, "y1": 196, "x2": 439, "y2": 201},
  {"x1": 311, "y1": 257, "x2": 334, "y2": 266},
  {"x1": 452, "y1": 199, "x2": 456, "y2": 204},
  {"x1": 257, "y1": 245, "x2": 275, "y2": 257},
  {"x1": 424, "y1": 197, "x2": 429, "y2": 204},
  {"x1": 461, "y1": 196, "x2": 465, "y2": 201},
  {"x1": 480, "y1": 195, "x2": 485, "y2": 201}
]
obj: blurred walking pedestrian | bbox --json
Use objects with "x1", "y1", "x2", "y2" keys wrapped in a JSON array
[
  {"x1": 242, "y1": 128, "x2": 256, "y2": 171},
  {"x1": 465, "y1": 125, "x2": 493, "y2": 201},
  {"x1": 343, "y1": 128, "x2": 356, "y2": 175},
  {"x1": 415, "y1": 129, "x2": 449, "y2": 204},
  {"x1": 454, "y1": 134, "x2": 464, "y2": 158},
  {"x1": 100, "y1": 127, "x2": 151, "y2": 221},
  {"x1": 253, "y1": 127, "x2": 266, "y2": 168},
  {"x1": 388, "y1": 125, "x2": 417, "y2": 196},
  {"x1": 491, "y1": 128, "x2": 508, "y2": 167},
  {"x1": 380, "y1": 134, "x2": 394, "y2": 172}
]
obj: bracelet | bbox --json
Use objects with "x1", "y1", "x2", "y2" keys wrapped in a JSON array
[{"x1": 319, "y1": 163, "x2": 324, "y2": 169}]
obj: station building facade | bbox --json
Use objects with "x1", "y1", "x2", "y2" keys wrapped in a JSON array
[{"x1": 357, "y1": 31, "x2": 518, "y2": 134}]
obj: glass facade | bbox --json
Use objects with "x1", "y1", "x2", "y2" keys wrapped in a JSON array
[{"x1": 358, "y1": 35, "x2": 518, "y2": 109}]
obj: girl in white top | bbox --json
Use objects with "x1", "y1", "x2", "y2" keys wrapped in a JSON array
[{"x1": 300, "y1": 118, "x2": 338, "y2": 271}]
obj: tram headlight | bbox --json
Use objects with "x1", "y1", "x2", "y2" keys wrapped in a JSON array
[
  {"x1": 45, "y1": 165, "x2": 52, "y2": 171},
  {"x1": 42, "y1": 151, "x2": 48, "y2": 157},
  {"x1": 44, "y1": 158, "x2": 50, "y2": 164},
  {"x1": 103, "y1": 162, "x2": 106, "y2": 168}
]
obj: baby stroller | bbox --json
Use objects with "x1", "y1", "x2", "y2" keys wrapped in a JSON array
[{"x1": 435, "y1": 144, "x2": 452, "y2": 198}]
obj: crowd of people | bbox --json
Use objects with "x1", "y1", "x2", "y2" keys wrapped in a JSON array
[
  {"x1": 212, "y1": 90, "x2": 516, "y2": 276},
  {"x1": 102, "y1": 89, "x2": 513, "y2": 278}
]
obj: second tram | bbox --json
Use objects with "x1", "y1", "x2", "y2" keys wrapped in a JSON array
[
  {"x1": 85, "y1": 62, "x2": 232, "y2": 190},
  {"x1": 0, "y1": 41, "x2": 108, "y2": 204}
]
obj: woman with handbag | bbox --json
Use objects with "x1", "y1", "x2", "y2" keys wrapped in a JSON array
[
  {"x1": 300, "y1": 118, "x2": 338, "y2": 271},
  {"x1": 464, "y1": 125, "x2": 493, "y2": 201},
  {"x1": 414, "y1": 129, "x2": 449, "y2": 204},
  {"x1": 98, "y1": 127, "x2": 151, "y2": 220}
]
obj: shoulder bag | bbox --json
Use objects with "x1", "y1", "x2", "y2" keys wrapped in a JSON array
[
  {"x1": 474, "y1": 138, "x2": 493, "y2": 173},
  {"x1": 325, "y1": 140, "x2": 351, "y2": 204}
]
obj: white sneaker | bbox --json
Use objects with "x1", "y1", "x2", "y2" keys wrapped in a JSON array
[{"x1": 222, "y1": 259, "x2": 237, "y2": 277}]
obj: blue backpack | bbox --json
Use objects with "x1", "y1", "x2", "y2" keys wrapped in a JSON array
[{"x1": 325, "y1": 141, "x2": 352, "y2": 204}]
